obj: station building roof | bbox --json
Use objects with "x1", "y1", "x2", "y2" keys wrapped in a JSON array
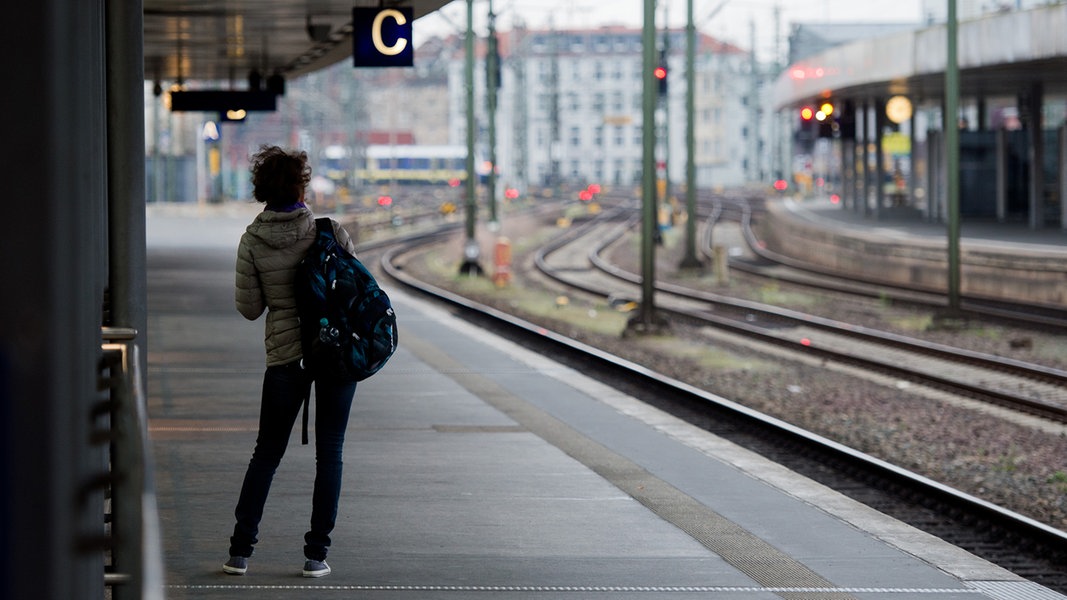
[{"x1": 773, "y1": 3, "x2": 1067, "y2": 111}]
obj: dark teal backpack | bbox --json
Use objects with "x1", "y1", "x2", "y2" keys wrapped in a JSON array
[{"x1": 295, "y1": 218, "x2": 398, "y2": 383}]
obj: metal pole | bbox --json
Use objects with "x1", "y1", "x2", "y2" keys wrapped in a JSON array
[
  {"x1": 660, "y1": 9, "x2": 670, "y2": 223},
  {"x1": 680, "y1": 0, "x2": 701, "y2": 269},
  {"x1": 874, "y1": 97, "x2": 885, "y2": 219},
  {"x1": 634, "y1": 0, "x2": 659, "y2": 330},
  {"x1": 549, "y1": 18, "x2": 561, "y2": 199},
  {"x1": 487, "y1": 0, "x2": 499, "y2": 226},
  {"x1": 460, "y1": 0, "x2": 482, "y2": 275},
  {"x1": 946, "y1": 0, "x2": 961, "y2": 311}
]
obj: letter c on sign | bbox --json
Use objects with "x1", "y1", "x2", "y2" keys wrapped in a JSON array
[{"x1": 372, "y1": 9, "x2": 408, "y2": 56}]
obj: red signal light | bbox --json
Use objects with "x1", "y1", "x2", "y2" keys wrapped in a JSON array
[
  {"x1": 653, "y1": 66, "x2": 667, "y2": 80},
  {"x1": 587, "y1": 183, "x2": 601, "y2": 195},
  {"x1": 377, "y1": 195, "x2": 393, "y2": 206},
  {"x1": 578, "y1": 190, "x2": 593, "y2": 202},
  {"x1": 773, "y1": 179, "x2": 788, "y2": 192}
]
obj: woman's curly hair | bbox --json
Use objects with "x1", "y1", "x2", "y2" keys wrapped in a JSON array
[{"x1": 249, "y1": 145, "x2": 312, "y2": 208}]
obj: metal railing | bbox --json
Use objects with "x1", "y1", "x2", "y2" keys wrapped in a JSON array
[{"x1": 99, "y1": 327, "x2": 165, "y2": 600}]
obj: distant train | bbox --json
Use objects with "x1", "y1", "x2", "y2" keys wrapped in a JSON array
[{"x1": 355, "y1": 144, "x2": 486, "y2": 185}]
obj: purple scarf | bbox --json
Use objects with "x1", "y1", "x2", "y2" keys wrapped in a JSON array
[{"x1": 268, "y1": 201, "x2": 306, "y2": 213}]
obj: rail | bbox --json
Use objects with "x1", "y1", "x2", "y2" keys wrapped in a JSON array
[
  {"x1": 382, "y1": 223, "x2": 1067, "y2": 577},
  {"x1": 99, "y1": 327, "x2": 165, "y2": 600}
]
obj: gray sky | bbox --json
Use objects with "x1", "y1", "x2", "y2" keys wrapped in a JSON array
[{"x1": 416, "y1": 0, "x2": 925, "y2": 63}]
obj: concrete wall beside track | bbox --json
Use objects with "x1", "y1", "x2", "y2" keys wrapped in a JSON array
[{"x1": 754, "y1": 200, "x2": 1067, "y2": 309}]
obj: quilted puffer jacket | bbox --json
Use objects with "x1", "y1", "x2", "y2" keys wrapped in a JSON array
[{"x1": 235, "y1": 206, "x2": 356, "y2": 366}]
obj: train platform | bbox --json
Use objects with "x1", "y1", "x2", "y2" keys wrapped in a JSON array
[
  {"x1": 756, "y1": 198, "x2": 1067, "y2": 307},
  {"x1": 778, "y1": 198, "x2": 1067, "y2": 250},
  {"x1": 146, "y1": 206, "x2": 1064, "y2": 600}
]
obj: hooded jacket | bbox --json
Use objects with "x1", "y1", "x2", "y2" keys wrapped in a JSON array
[{"x1": 235, "y1": 206, "x2": 357, "y2": 366}]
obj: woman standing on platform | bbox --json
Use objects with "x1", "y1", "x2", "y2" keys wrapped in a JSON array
[{"x1": 222, "y1": 145, "x2": 358, "y2": 578}]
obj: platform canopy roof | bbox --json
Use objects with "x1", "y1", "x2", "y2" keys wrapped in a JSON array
[
  {"x1": 144, "y1": 0, "x2": 453, "y2": 84},
  {"x1": 773, "y1": 3, "x2": 1067, "y2": 110}
]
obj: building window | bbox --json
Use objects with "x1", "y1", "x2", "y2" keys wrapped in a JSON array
[{"x1": 592, "y1": 93, "x2": 604, "y2": 112}]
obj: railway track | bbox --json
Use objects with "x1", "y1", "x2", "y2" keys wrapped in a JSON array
[
  {"x1": 706, "y1": 194, "x2": 1067, "y2": 329},
  {"x1": 375, "y1": 221, "x2": 1067, "y2": 592},
  {"x1": 545, "y1": 209, "x2": 1067, "y2": 424}
]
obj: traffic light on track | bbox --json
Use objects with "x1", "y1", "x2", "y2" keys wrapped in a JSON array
[{"x1": 654, "y1": 65, "x2": 667, "y2": 96}]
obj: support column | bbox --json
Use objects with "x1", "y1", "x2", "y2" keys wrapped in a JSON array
[
  {"x1": 107, "y1": 1, "x2": 155, "y2": 596},
  {"x1": 927, "y1": 128, "x2": 942, "y2": 222},
  {"x1": 908, "y1": 101, "x2": 918, "y2": 210},
  {"x1": 460, "y1": 0, "x2": 483, "y2": 275},
  {"x1": 860, "y1": 100, "x2": 870, "y2": 215},
  {"x1": 679, "y1": 0, "x2": 701, "y2": 269},
  {"x1": 874, "y1": 97, "x2": 886, "y2": 219},
  {"x1": 842, "y1": 133, "x2": 854, "y2": 211},
  {"x1": 107, "y1": 0, "x2": 147, "y2": 400},
  {"x1": 633, "y1": 0, "x2": 662, "y2": 332},
  {"x1": 946, "y1": 0, "x2": 961, "y2": 310},
  {"x1": 1060, "y1": 124, "x2": 1067, "y2": 230},
  {"x1": 996, "y1": 128, "x2": 1008, "y2": 223},
  {"x1": 486, "y1": 0, "x2": 499, "y2": 226},
  {"x1": 853, "y1": 101, "x2": 863, "y2": 213},
  {"x1": 1027, "y1": 82, "x2": 1044, "y2": 229}
]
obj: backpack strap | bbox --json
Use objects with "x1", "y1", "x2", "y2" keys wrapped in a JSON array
[
  {"x1": 315, "y1": 217, "x2": 333, "y2": 239},
  {"x1": 302, "y1": 217, "x2": 332, "y2": 445}
]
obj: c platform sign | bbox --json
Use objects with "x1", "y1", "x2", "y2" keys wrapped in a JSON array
[{"x1": 353, "y1": 7, "x2": 414, "y2": 67}]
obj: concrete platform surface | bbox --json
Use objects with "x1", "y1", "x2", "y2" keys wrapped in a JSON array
[{"x1": 146, "y1": 207, "x2": 1065, "y2": 599}]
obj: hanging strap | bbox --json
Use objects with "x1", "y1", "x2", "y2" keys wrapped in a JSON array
[
  {"x1": 299, "y1": 372, "x2": 313, "y2": 445},
  {"x1": 301, "y1": 392, "x2": 310, "y2": 445}
]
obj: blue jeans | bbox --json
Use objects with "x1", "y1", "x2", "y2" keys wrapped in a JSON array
[{"x1": 229, "y1": 361, "x2": 356, "y2": 561}]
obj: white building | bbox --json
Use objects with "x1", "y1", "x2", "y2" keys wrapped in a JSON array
[{"x1": 443, "y1": 25, "x2": 760, "y2": 196}]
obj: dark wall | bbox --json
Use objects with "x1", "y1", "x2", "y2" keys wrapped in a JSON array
[{"x1": 0, "y1": 1, "x2": 112, "y2": 599}]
